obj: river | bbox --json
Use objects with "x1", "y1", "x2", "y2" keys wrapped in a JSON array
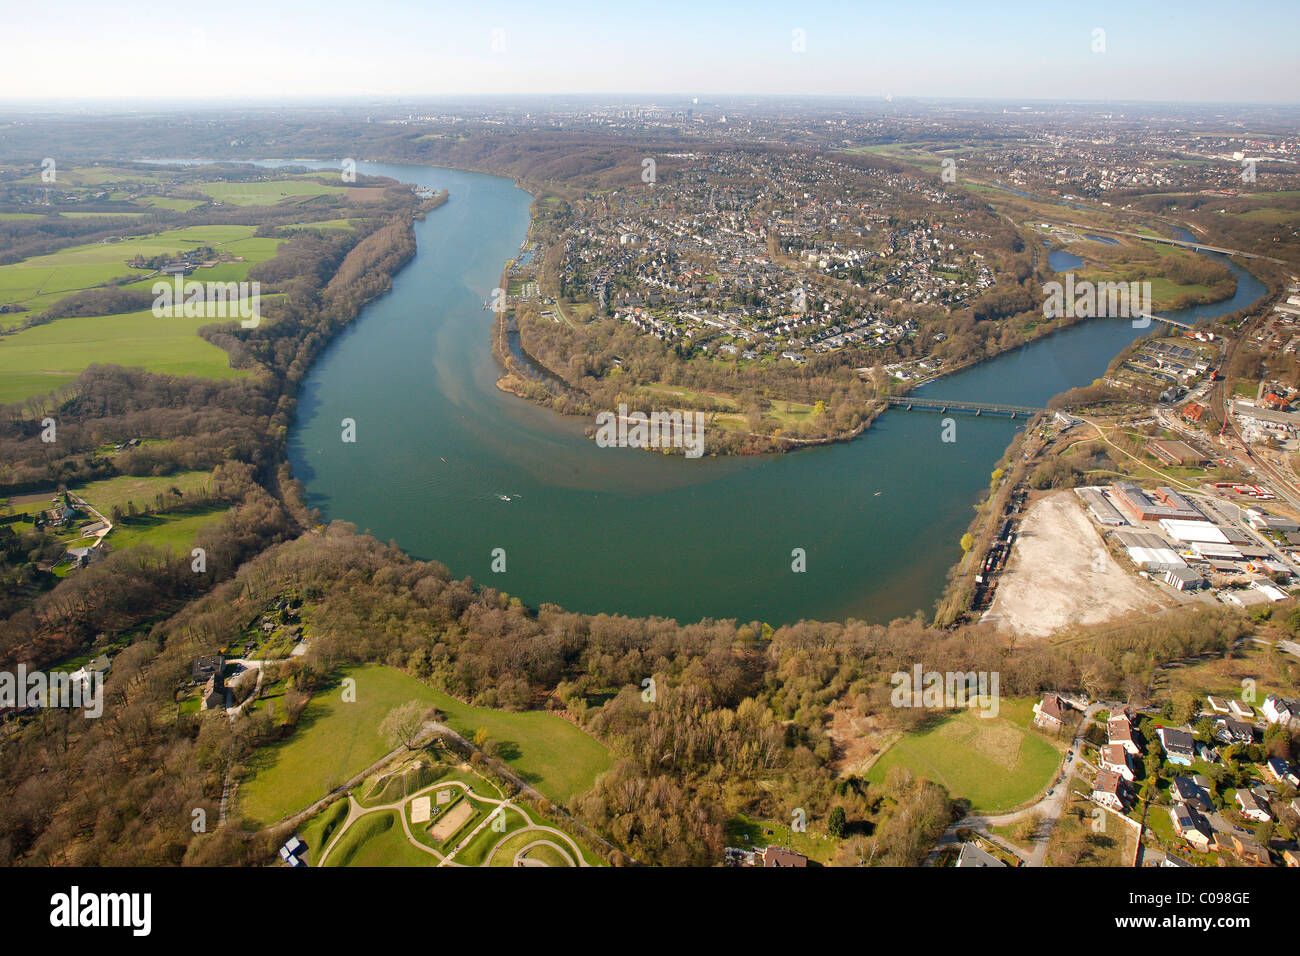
[{"x1": 281, "y1": 161, "x2": 1265, "y2": 626}]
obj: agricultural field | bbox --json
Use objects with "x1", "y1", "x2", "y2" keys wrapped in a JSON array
[
  {"x1": 73, "y1": 470, "x2": 213, "y2": 517},
  {"x1": 197, "y1": 179, "x2": 345, "y2": 206},
  {"x1": 136, "y1": 196, "x2": 206, "y2": 212},
  {"x1": 281, "y1": 218, "x2": 357, "y2": 232},
  {"x1": 11, "y1": 166, "x2": 171, "y2": 188},
  {"x1": 105, "y1": 506, "x2": 227, "y2": 553},
  {"x1": 864, "y1": 697, "x2": 1063, "y2": 813},
  {"x1": 0, "y1": 305, "x2": 250, "y2": 403},
  {"x1": 0, "y1": 223, "x2": 278, "y2": 318}
]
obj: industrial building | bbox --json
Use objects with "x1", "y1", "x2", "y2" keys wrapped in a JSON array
[
  {"x1": 1247, "y1": 509, "x2": 1300, "y2": 533},
  {"x1": 1111, "y1": 482, "x2": 1203, "y2": 522},
  {"x1": 1164, "y1": 567, "x2": 1207, "y2": 591},
  {"x1": 1114, "y1": 530, "x2": 1186, "y2": 571},
  {"x1": 1147, "y1": 439, "x2": 1207, "y2": 467},
  {"x1": 1075, "y1": 486, "x2": 1126, "y2": 526},
  {"x1": 1159, "y1": 519, "x2": 1231, "y2": 545}
]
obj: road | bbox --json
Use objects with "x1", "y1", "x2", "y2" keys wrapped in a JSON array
[{"x1": 1061, "y1": 224, "x2": 1288, "y2": 265}]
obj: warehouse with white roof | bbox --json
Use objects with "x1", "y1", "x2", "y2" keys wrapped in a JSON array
[
  {"x1": 1114, "y1": 530, "x2": 1186, "y2": 570},
  {"x1": 1158, "y1": 519, "x2": 1231, "y2": 545}
]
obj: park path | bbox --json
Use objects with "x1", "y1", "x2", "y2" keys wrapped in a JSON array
[{"x1": 317, "y1": 770, "x2": 588, "y2": 868}]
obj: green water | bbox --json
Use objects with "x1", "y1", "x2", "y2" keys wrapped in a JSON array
[{"x1": 286, "y1": 161, "x2": 1264, "y2": 626}]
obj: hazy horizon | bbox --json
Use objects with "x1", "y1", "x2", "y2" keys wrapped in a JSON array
[{"x1": 4, "y1": 0, "x2": 1298, "y2": 105}]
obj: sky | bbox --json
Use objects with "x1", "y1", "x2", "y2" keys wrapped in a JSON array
[{"x1": 2, "y1": 0, "x2": 1297, "y2": 104}]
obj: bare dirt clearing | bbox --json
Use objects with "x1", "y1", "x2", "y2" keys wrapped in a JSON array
[{"x1": 983, "y1": 491, "x2": 1172, "y2": 639}]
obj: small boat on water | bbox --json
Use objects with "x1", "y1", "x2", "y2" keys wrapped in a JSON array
[
  {"x1": 499, "y1": 495, "x2": 511, "y2": 501},
  {"x1": 874, "y1": 491, "x2": 882, "y2": 496}
]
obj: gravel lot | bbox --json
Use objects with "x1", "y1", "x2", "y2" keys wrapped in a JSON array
[{"x1": 982, "y1": 490, "x2": 1174, "y2": 639}]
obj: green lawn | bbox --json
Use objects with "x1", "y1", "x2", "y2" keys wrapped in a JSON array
[
  {"x1": 726, "y1": 813, "x2": 839, "y2": 865},
  {"x1": 425, "y1": 687, "x2": 611, "y2": 805},
  {"x1": 323, "y1": 810, "x2": 434, "y2": 867},
  {"x1": 238, "y1": 664, "x2": 611, "y2": 826},
  {"x1": 298, "y1": 798, "x2": 349, "y2": 866},
  {"x1": 864, "y1": 700, "x2": 1062, "y2": 813},
  {"x1": 106, "y1": 506, "x2": 226, "y2": 553},
  {"x1": 76, "y1": 470, "x2": 213, "y2": 516},
  {"x1": 0, "y1": 304, "x2": 249, "y2": 403},
  {"x1": 486, "y1": 826, "x2": 581, "y2": 867},
  {"x1": 237, "y1": 665, "x2": 440, "y2": 826},
  {"x1": 198, "y1": 180, "x2": 344, "y2": 206}
]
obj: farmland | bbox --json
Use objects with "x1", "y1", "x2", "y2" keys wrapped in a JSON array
[
  {"x1": 0, "y1": 223, "x2": 279, "y2": 320},
  {"x1": 0, "y1": 305, "x2": 250, "y2": 403},
  {"x1": 196, "y1": 179, "x2": 345, "y2": 206}
]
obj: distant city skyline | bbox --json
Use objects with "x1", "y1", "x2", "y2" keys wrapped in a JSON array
[{"x1": 3, "y1": 0, "x2": 1299, "y2": 105}]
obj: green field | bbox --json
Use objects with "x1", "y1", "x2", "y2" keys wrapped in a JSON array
[
  {"x1": 486, "y1": 826, "x2": 580, "y2": 867},
  {"x1": 726, "y1": 812, "x2": 839, "y2": 864},
  {"x1": 0, "y1": 223, "x2": 281, "y2": 323},
  {"x1": 298, "y1": 798, "x2": 349, "y2": 866},
  {"x1": 198, "y1": 180, "x2": 344, "y2": 206},
  {"x1": 281, "y1": 218, "x2": 357, "y2": 232},
  {"x1": 865, "y1": 699, "x2": 1062, "y2": 813},
  {"x1": 0, "y1": 305, "x2": 249, "y2": 403},
  {"x1": 238, "y1": 664, "x2": 611, "y2": 826},
  {"x1": 238, "y1": 665, "x2": 439, "y2": 825},
  {"x1": 106, "y1": 506, "x2": 226, "y2": 553},
  {"x1": 424, "y1": 687, "x2": 611, "y2": 804},
  {"x1": 322, "y1": 810, "x2": 433, "y2": 867},
  {"x1": 14, "y1": 166, "x2": 169, "y2": 187},
  {"x1": 73, "y1": 470, "x2": 213, "y2": 516},
  {"x1": 137, "y1": 196, "x2": 206, "y2": 212}
]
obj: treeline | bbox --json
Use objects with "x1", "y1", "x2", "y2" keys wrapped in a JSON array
[{"x1": 0, "y1": 497, "x2": 1281, "y2": 866}]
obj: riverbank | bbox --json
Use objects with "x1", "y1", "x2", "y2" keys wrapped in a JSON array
[{"x1": 285, "y1": 159, "x2": 1277, "y2": 626}]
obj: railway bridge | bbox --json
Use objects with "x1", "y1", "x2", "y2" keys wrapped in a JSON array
[{"x1": 884, "y1": 396, "x2": 1045, "y2": 418}]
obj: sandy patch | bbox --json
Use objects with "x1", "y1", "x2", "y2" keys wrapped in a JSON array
[
  {"x1": 428, "y1": 799, "x2": 474, "y2": 842},
  {"x1": 410, "y1": 796, "x2": 431, "y2": 824},
  {"x1": 983, "y1": 490, "x2": 1172, "y2": 640}
]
